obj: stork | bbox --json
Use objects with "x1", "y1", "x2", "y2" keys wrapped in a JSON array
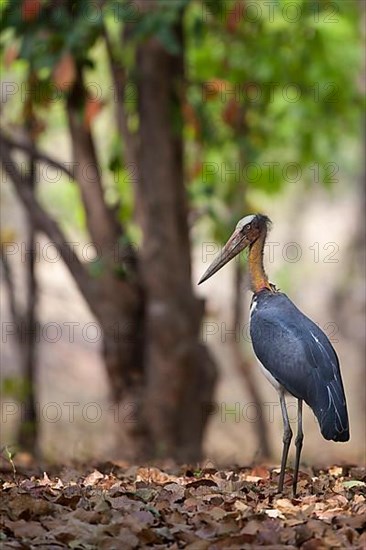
[{"x1": 199, "y1": 214, "x2": 349, "y2": 495}]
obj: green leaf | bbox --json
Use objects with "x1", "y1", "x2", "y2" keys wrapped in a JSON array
[{"x1": 342, "y1": 480, "x2": 366, "y2": 489}]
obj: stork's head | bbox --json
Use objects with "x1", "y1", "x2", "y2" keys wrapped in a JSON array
[{"x1": 198, "y1": 213, "x2": 270, "y2": 284}]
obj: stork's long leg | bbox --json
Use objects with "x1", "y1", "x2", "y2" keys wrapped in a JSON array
[
  {"x1": 278, "y1": 391, "x2": 292, "y2": 493},
  {"x1": 293, "y1": 399, "x2": 303, "y2": 496}
]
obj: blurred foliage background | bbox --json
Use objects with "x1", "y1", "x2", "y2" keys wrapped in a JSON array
[{"x1": 0, "y1": 0, "x2": 364, "y2": 466}]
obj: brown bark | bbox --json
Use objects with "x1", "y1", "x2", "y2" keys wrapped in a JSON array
[
  {"x1": 18, "y1": 151, "x2": 38, "y2": 453},
  {"x1": 136, "y1": 17, "x2": 217, "y2": 461},
  {"x1": 0, "y1": 249, "x2": 20, "y2": 329}
]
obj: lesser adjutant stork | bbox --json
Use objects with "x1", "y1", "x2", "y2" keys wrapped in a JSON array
[{"x1": 199, "y1": 214, "x2": 349, "y2": 495}]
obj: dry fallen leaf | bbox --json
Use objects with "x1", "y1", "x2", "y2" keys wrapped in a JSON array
[
  {"x1": 275, "y1": 498, "x2": 300, "y2": 516},
  {"x1": 329, "y1": 466, "x2": 343, "y2": 477},
  {"x1": 234, "y1": 499, "x2": 251, "y2": 514},
  {"x1": 0, "y1": 463, "x2": 364, "y2": 548},
  {"x1": 265, "y1": 508, "x2": 285, "y2": 519},
  {"x1": 2, "y1": 518, "x2": 46, "y2": 539},
  {"x1": 84, "y1": 470, "x2": 104, "y2": 487}
]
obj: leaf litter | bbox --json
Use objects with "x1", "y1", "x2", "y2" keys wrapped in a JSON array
[{"x1": 0, "y1": 461, "x2": 365, "y2": 549}]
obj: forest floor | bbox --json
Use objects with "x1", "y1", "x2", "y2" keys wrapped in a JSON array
[{"x1": 0, "y1": 458, "x2": 365, "y2": 549}]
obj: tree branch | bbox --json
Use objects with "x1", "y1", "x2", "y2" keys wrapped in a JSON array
[
  {"x1": 0, "y1": 133, "x2": 74, "y2": 181},
  {"x1": 0, "y1": 135, "x2": 100, "y2": 311},
  {"x1": 103, "y1": 24, "x2": 142, "y2": 224},
  {"x1": 103, "y1": 25, "x2": 139, "y2": 170},
  {"x1": 0, "y1": 247, "x2": 22, "y2": 332},
  {"x1": 66, "y1": 66, "x2": 122, "y2": 253}
]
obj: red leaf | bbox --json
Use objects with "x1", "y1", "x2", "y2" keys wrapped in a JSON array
[
  {"x1": 226, "y1": 1, "x2": 245, "y2": 34},
  {"x1": 84, "y1": 98, "x2": 104, "y2": 128},
  {"x1": 4, "y1": 45, "x2": 19, "y2": 69},
  {"x1": 182, "y1": 102, "x2": 201, "y2": 137},
  {"x1": 53, "y1": 52, "x2": 76, "y2": 91},
  {"x1": 190, "y1": 161, "x2": 203, "y2": 179},
  {"x1": 222, "y1": 98, "x2": 240, "y2": 127},
  {"x1": 22, "y1": 0, "x2": 42, "y2": 22}
]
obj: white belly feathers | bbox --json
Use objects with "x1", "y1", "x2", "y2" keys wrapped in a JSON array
[
  {"x1": 250, "y1": 295, "x2": 283, "y2": 393},
  {"x1": 257, "y1": 359, "x2": 282, "y2": 392}
]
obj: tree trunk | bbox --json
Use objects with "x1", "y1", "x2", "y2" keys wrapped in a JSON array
[
  {"x1": 17, "y1": 151, "x2": 38, "y2": 453},
  {"x1": 136, "y1": 18, "x2": 217, "y2": 462}
]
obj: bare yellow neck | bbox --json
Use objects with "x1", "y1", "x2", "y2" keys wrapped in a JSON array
[{"x1": 248, "y1": 230, "x2": 271, "y2": 293}]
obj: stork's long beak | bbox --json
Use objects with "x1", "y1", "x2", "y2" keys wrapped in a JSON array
[{"x1": 198, "y1": 228, "x2": 250, "y2": 284}]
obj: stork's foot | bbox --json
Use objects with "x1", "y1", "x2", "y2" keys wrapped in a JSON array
[
  {"x1": 276, "y1": 468, "x2": 303, "y2": 497},
  {"x1": 276, "y1": 472, "x2": 286, "y2": 494},
  {"x1": 277, "y1": 478, "x2": 285, "y2": 495},
  {"x1": 275, "y1": 469, "x2": 293, "y2": 495}
]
